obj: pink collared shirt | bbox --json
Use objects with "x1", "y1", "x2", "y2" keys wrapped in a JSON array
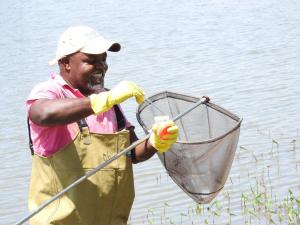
[{"x1": 26, "y1": 73, "x2": 131, "y2": 157}]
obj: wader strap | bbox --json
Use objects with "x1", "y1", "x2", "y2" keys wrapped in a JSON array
[
  {"x1": 113, "y1": 105, "x2": 136, "y2": 160},
  {"x1": 76, "y1": 105, "x2": 125, "y2": 132},
  {"x1": 27, "y1": 117, "x2": 34, "y2": 156},
  {"x1": 76, "y1": 105, "x2": 125, "y2": 145},
  {"x1": 77, "y1": 118, "x2": 88, "y2": 132},
  {"x1": 77, "y1": 119, "x2": 91, "y2": 145},
  {"x1": 113, "y1": 105, "x2": 126, "y2": 131}
]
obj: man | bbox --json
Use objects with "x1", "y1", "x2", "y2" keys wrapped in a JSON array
[{"x1": 26, "y1": 26, "x2": 178, "y2": 225}]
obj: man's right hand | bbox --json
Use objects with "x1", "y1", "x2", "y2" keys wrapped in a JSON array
[{"x1": 90, "y1": 81, "x2": 145, "y2": 115}]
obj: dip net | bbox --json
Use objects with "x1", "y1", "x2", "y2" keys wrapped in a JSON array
[{"x1": 136, "y1": 91, "x2": 242, "y2": 204}]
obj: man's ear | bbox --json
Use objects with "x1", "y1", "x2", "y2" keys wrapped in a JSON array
[{"x1": 59, "y1": 56, "x2": 71, "y2": 71}]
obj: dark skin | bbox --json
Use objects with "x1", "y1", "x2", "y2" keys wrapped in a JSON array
[{"x1": 29, "y1": 52, "x2": 156, "y2": 163}]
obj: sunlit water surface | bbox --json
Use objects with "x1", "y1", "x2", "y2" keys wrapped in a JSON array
[{"x1": 0, "y1": 0, "x2": 300, "y2": 224}]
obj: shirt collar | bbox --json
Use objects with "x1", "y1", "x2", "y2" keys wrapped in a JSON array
[{"x1": 51, "y1": 72, "x2": 84, "y2": 97}]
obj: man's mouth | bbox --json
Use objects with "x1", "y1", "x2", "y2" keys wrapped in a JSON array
[
  {"x1": 90, "y1": 72, "x2": 105, "y2": 84},
  {"x1": 88, "y1": 71, "x2": 105, "y2": 92}
]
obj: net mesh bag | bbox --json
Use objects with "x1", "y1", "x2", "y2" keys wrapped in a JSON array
[{"x1": 136, "y1": 91, "x2": 242, "y2": 204}]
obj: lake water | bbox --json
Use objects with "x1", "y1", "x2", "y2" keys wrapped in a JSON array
[{"x1": 1, "y1": 0, "x2": 300, "y2": 224}]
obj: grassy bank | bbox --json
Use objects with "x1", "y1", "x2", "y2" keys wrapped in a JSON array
[{"x1": 129, "y1": 133, "x2": 300, "y2": 225}]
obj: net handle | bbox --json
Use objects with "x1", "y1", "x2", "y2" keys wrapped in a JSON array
[{"x1": 172, "y1": 96, "x2": 210, "y2": 121}]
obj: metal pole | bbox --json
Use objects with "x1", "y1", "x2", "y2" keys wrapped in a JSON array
[{"x1": 14, "y1": 96, "x2": 209, "y2": 225}]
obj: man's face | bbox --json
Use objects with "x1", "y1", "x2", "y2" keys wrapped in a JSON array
[{"x1": 67, "y1": 52, "x2": 108, "y2": 95}]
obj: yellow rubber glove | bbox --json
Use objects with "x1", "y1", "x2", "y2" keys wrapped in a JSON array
[
  {"x1": 149, "y1": 120, "x2": 179, "y2": 153},
  {"x1": 89, "y1": 81, "x2": 145, "y2": 114}
]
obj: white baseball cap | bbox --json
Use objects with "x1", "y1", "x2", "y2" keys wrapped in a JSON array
[{"x1": 49, "y1": 26, "x2": 121, "y2": 65}]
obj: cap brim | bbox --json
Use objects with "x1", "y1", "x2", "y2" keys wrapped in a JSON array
[
  {"x1": 81, "y1": 37, "x2": 121, "y2": 54},
  {"x1": 48, "y1": 38, "x2": 121, "y2": 66},
  {"x1": 108, "y1": 42, "x2": 121, "y2": 52}
]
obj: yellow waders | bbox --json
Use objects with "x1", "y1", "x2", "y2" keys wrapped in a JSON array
[{"x1": 28, "y1": 124, "x2": 134, "y2": 225}]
